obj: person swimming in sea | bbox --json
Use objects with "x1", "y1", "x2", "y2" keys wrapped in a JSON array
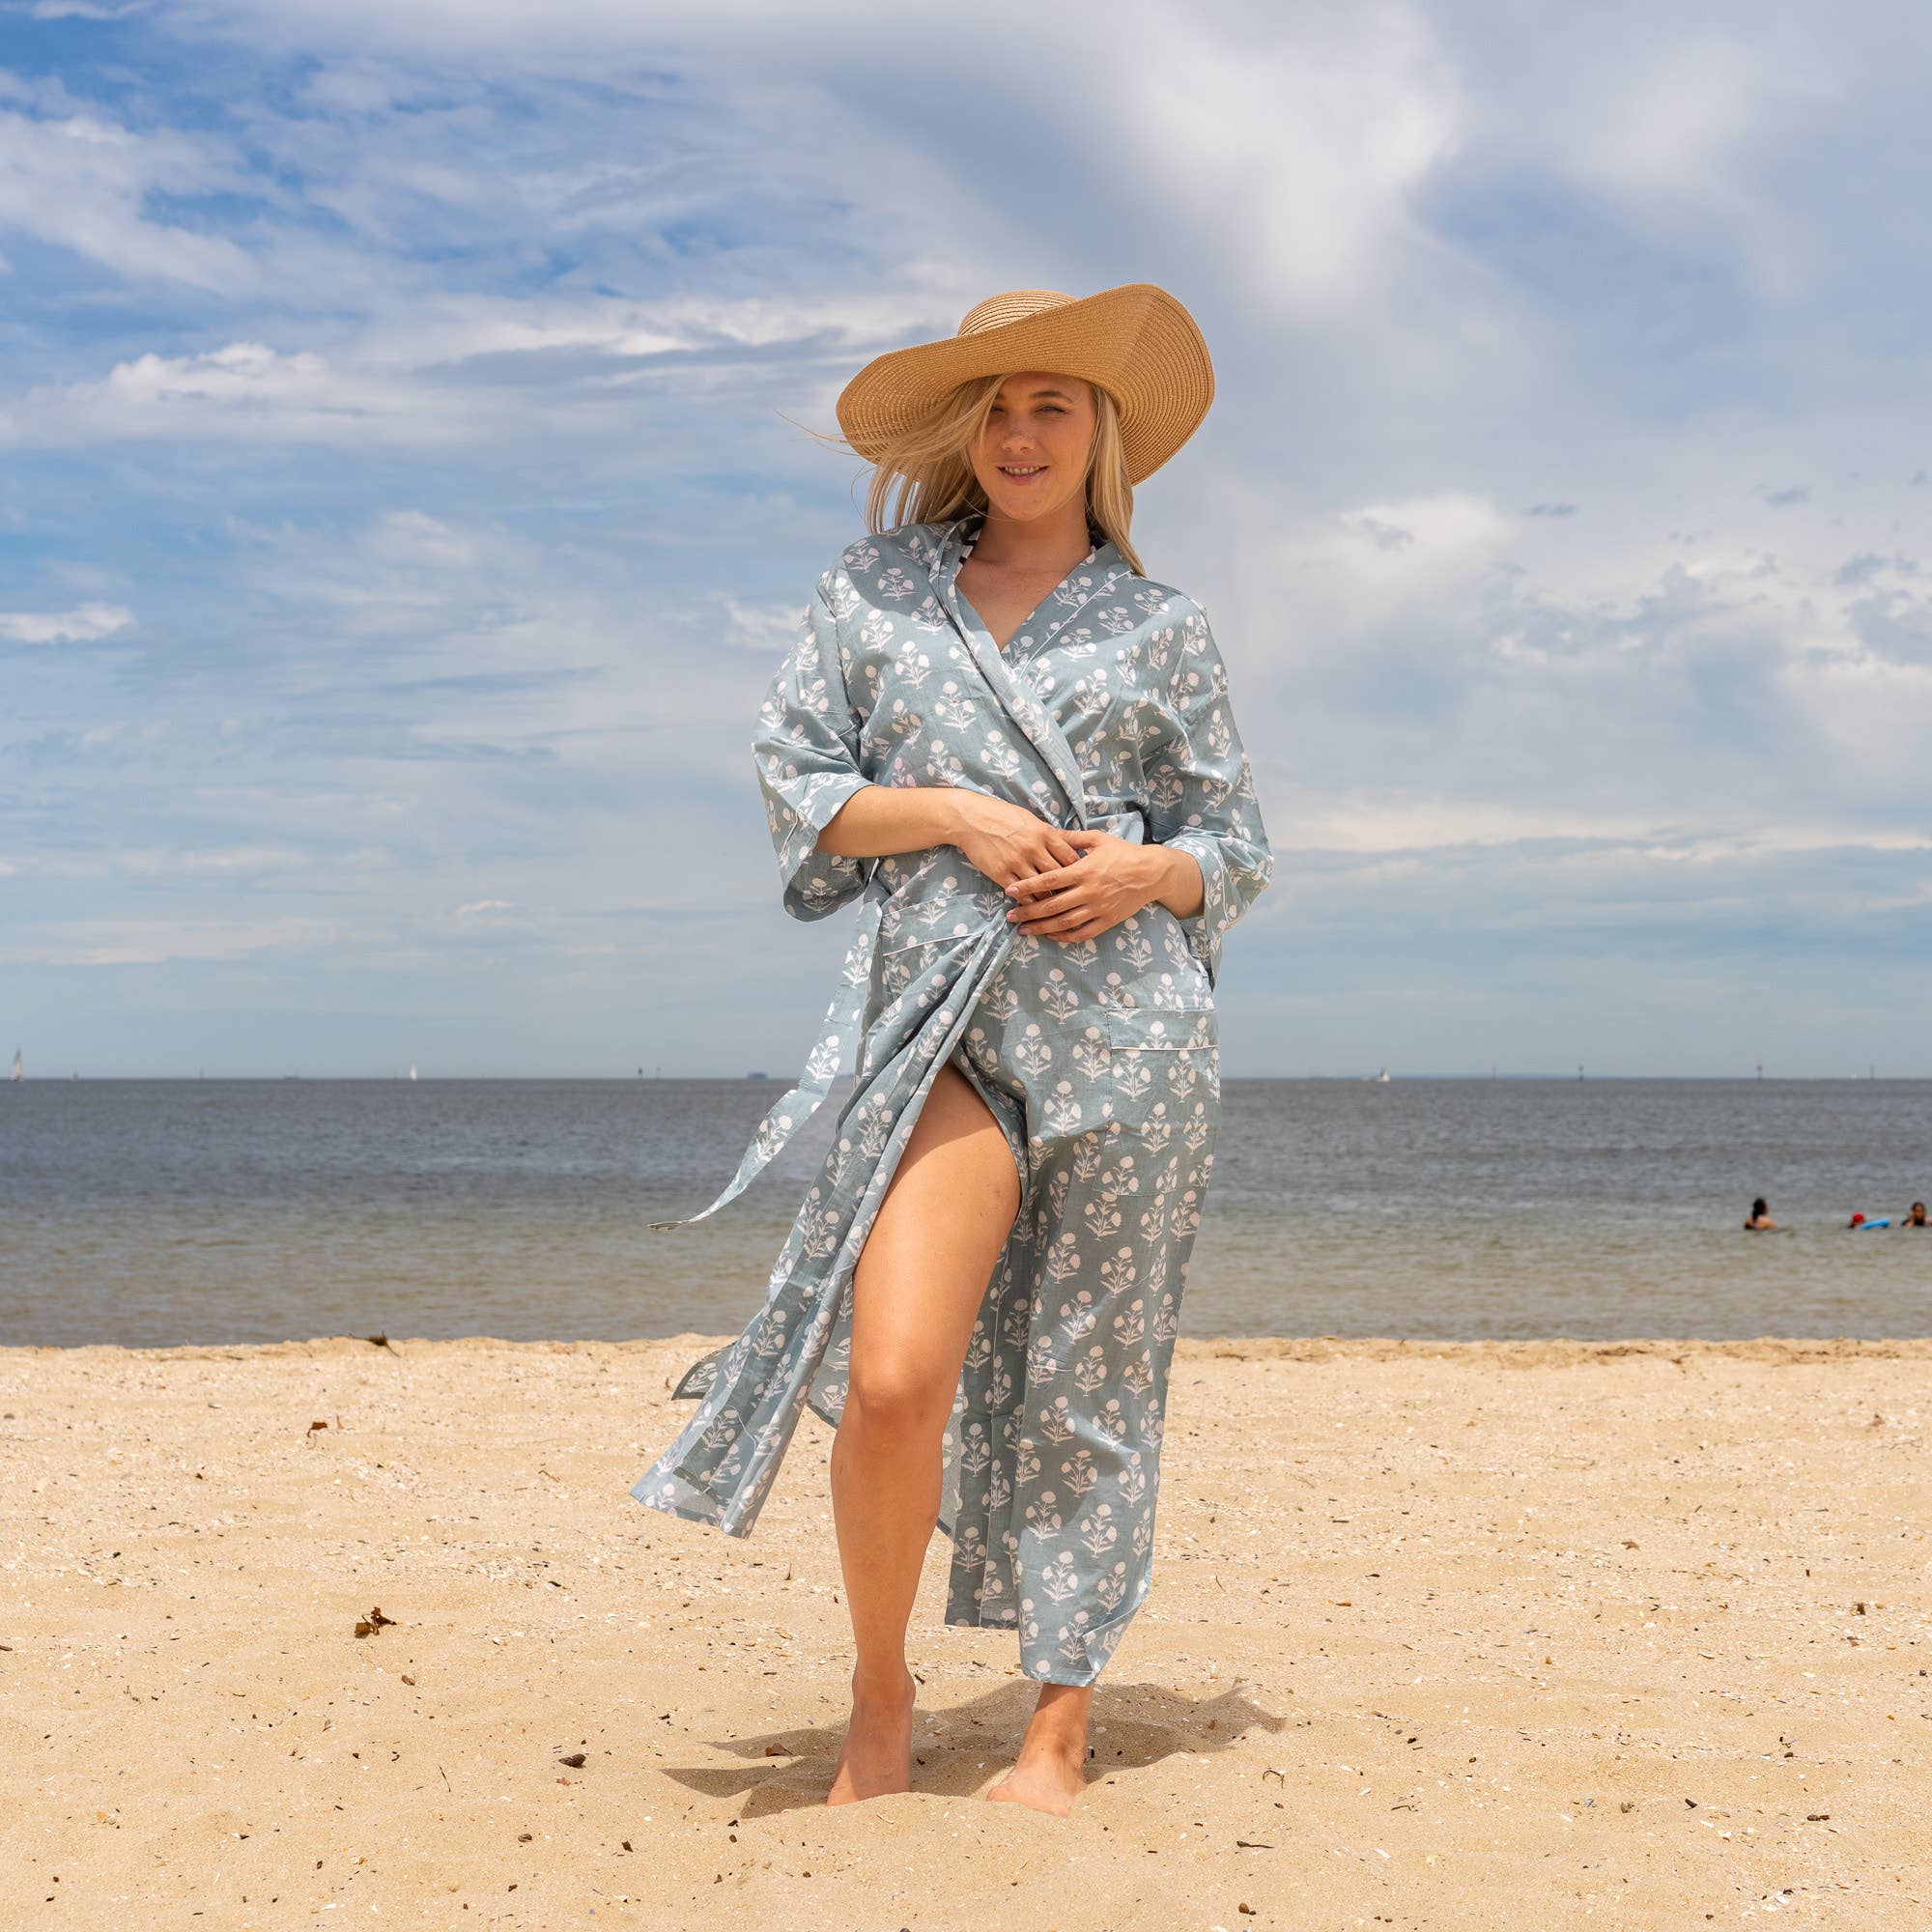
[
  {"x1": 1847, "y1": 1211, "x2": 1890, "y2": 1230},
  {"x1": 1904, "y1": 1201, "x2": 1928, "y2": 1228},
  {"x1": 1744, "y1": 1196, "x2": 1776, "y2": 1231}
]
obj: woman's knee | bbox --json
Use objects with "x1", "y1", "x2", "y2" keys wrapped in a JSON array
[{"x1": 843, "y1": 1352, "x2": 954, "y2": 1440}]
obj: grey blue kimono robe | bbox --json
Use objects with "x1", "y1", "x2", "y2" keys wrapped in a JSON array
[{"x1": 631, "y1": 510, "x2": 1272, "y2": 1685}]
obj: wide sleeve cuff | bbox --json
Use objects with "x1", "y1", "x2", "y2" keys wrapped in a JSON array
[
  {"x1": 1159, "y1": 830, "x2": 1238, "y2": 990},
  {"x1": 771, "y1": 772, "x2": 876, "y2": 923}
]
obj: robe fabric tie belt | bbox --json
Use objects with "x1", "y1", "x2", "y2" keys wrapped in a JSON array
[{"x1": 648, "y1": 886, "x2": 888, "y2": 1233}]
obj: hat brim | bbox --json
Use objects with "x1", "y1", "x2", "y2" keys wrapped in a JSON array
[{"x1": 834, "y1": 282, "x2": 1214, "y2": 487}]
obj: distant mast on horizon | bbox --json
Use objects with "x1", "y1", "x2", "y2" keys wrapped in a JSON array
[{"x1": 9, "y1": 1047, "x2": 20, "y2": 1083}]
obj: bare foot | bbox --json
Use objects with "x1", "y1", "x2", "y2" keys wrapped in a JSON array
[
  {"x1": 826, "y1": 1666, "x2": 917, "y2": 1804},
  {"x1": 986, "y1": 1685, "x2": 1093, "y2": 1817},
  {"x1": 986, "y1": 1736, "x2": 1087, "y2": 1816}
]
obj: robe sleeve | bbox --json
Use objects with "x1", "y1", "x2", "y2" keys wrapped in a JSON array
[
  {"x1": 752, "y1": 572, "x2": 878, "y2": 922},
  {"x1": 1144, "y1": 600, "x2": 1274, "y2": 990}
]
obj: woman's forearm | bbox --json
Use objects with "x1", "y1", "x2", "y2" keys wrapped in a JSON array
[{"x1": 814, "y1": 781, "x2": 972, "y2": 859}]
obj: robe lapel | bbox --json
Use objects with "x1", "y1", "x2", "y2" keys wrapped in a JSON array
[{"x1": 931, "y1": 517, "x2": 1102, "y2": 831}]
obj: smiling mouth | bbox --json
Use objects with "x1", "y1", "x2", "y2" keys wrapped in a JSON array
[{"x1": 999, "y1": 464, "x2": 1047, "y2": 479}]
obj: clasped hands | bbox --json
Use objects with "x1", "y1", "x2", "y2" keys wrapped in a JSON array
[{"x1": 953, "y1": 793, "x2": 1202, "y2": 944}]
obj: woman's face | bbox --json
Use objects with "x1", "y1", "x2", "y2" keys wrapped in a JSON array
[{"x1": 969, "y1": 372, "x2": 1097, "y2": 527}]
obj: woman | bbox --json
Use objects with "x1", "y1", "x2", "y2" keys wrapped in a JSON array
[
  {"x1": 631, "y1": 285, "x2": 1273, "y2": 1816},
  {"x1": 1744, "y1": 1197, "x2": 1775, "y2": 1231}
]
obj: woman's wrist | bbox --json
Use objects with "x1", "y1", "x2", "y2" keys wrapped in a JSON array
[{"x1": 1144, "y1": 841, "x2": 1206, "y2": 920}]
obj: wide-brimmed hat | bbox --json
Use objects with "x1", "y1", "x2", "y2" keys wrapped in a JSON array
[{"x1": 835, "y1": 283, "x2": 1214, "y2": 486}]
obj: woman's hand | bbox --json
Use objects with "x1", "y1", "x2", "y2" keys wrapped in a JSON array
[
  {"x1": 1003, "y1": 828, "x2": 1203, "y2": 942},
  {"x1": 950, "y1": 790, "x2": 1087, "y2": 889},
  {"x1": 817, "y1": 781, "x2": 1083, "y2": 880}
]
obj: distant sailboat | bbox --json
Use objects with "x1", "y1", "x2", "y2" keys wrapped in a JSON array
[
  {"x1": 1366, "y1": 1065, "x2": 1390, "y2": 1083},
  {"x1": 409, "y1": 1065, "x2": 418, "y2": 1082},
  {"x1": 9, "y1": 1048, "x2": 20, "y2": 1082}
]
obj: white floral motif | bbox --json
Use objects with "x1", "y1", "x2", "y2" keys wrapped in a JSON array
[
  {"x1": 1038, "y1": 971, "x2": 1081, "y2": 1023},
  {"x1": 1012, "y1": 1025, "x2": 1054, "y2": 1080},
  {"x1": 1024, "y1": 1489, "x2": 1065, "y2": 1534},
  {"x1": 1040, "y1": 1553, "x2": 1082, "y2": 1604},
  {"x1": 1042, "y1": 1081, "x2": 1084, "y2": 1136},
  {"x1": 1069, "y1": 1029, "x2": 1113, "y2": 1081},
  {"x1": 1078, "y1": 1503, "x2": 1120, "y2": 1557}
]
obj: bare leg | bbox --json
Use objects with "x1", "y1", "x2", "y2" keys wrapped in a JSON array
[
  {"x1": 986, "y1": 1683, "x2": 1093, "y2": 1816},
  {"x1": 825, "y1": 1061, "x2": 1021, "y2": 1805}
]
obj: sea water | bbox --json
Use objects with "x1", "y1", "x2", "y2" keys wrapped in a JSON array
[{"x1": 2, "y1": 1077, "x2": 1927, "y2": 1348}]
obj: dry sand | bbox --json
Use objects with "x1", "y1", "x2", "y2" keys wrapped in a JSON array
[{"x1": 1, "y1": 1333, "x2": 1927, "y2": 1929}]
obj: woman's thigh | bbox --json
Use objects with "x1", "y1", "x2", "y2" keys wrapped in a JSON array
[{"x1": 847, "y1": 1061, "x2": 1022, "y2": 1414}]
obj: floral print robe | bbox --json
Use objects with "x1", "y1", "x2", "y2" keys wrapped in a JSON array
[{"x1": 631, "y1": 511, "x2": 1272, "y2": 1685}]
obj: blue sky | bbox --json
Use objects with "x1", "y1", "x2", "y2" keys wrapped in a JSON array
[{"x1": 3, "y1": 0, "x2": 1928, "y2": 1077}]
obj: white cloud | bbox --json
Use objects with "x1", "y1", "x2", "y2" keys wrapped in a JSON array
[
  {"x1": 1274, "y1": 491, "x2": 1517, "y2": 641},
  {"x1": 3, "y1": 341, "x2": 473, "y2": 448},
  {"x1": 0, "y1": 99, "x2": 255, "y2": 291},
  {"x1": 0, "y1": 602, "x2": 133, "y2": 642},
  {"x1": 720, "y1": 594, "x2": 805, "y2": 657},
  {"x1": 0, "y1": 916, "x2": 338, "y2": 966},
  {"x1": 27, "y1": 4, "x2": 152, "y2": 18},
  {"x1": 0, "y1": 844, "x2": 395, "y2": 881},
  {"x1": 1111, "y1": 2, "x2": 1463, "y2": 312},
  {"x1": 1277, "y1": 793, "x2": 1932, "y2": 860},
  {"x1": 0, "y1": 286, "x2": 944, "y2": 449},
  {"x1": 367, "y1": 509, "x2": 477, "y2": 569}
]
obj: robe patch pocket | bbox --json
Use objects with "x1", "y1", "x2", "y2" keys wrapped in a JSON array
[{"x1": 1038, "y1": 1005, "x2": 1220, "y2": 1151}]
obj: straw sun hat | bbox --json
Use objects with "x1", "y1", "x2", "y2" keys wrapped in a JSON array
[{"x1": 835, "y1": 283, "x2": 1214, "y2": 486}]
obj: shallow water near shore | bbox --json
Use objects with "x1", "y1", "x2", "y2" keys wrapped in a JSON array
[{"x1": 2, "y1": 1075, "x2": 1928, "y2": 1348}]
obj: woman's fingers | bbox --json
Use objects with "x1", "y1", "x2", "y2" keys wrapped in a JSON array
[
  {"x1": 1009, "y1": 856, "x2": 1083, "y2": 898},
  {"x1": 1012, "y1": 885, "x2": 1090, "y2": 923},
  {"x1": 1019, "y1": 909, "x2": 1093, "y2": 936},
  {"x1": 1013, "y1": 892, "x2": 1093, "y2": 932}
]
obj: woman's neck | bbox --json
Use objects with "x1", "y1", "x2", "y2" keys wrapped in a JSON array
[{"x1": 965, "y1": 496, "x2": 1094, "y2": 571}]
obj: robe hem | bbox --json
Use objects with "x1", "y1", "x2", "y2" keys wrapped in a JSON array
[{"x1": 628, "y1": 1483, "x2": 754, "y2": 1540}]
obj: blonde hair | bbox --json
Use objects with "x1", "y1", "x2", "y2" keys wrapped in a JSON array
[{"x1": 850, "y1": 373, "x2": 1144, "y2": 575}]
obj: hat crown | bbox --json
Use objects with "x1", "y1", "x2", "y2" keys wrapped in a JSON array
[{"x1": 956, "y1": 289, "x2": 1074, "y2": 338}]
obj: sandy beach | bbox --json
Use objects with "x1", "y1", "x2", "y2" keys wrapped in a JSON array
[{"x1": 1, "y1": 1332, "x2": 1926, "y2": 1928}]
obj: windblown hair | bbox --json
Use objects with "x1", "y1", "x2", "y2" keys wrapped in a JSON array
[{"x1": 851, "y1": 373, "x2": 1144, "y2": 575}]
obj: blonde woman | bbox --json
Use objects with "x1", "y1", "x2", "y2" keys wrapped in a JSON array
[{"x1": 633, "y1": 286, "x2": 1273, "y2": 1816}]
